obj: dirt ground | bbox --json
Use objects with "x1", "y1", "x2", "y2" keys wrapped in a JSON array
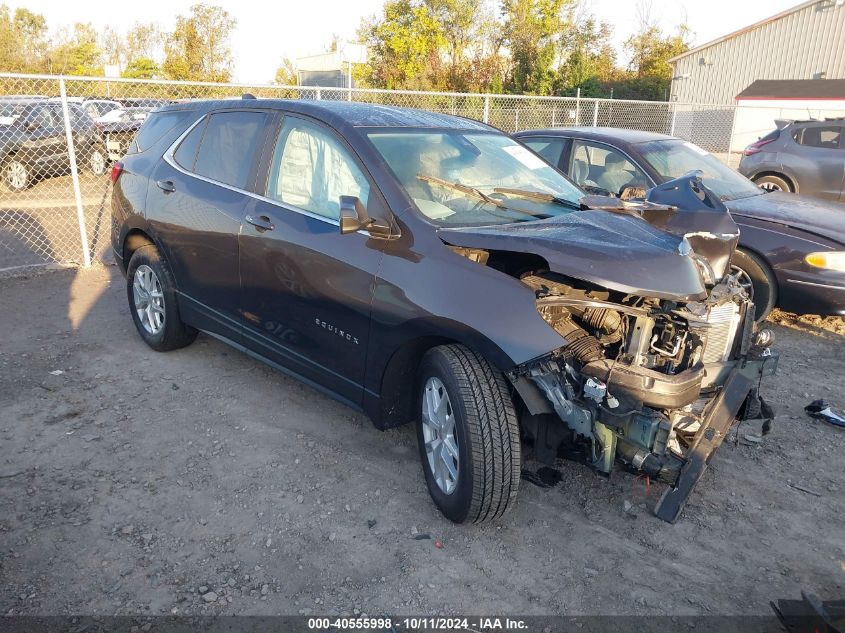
[{"x1": 1, "y1": 264, "x2": 843, "y2": 617}]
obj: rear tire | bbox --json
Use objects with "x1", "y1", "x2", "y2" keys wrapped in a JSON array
[
  {"x1": 2, "y1": 157, "x2": 29, "y2": 192},
  {"x1": 416, "y1": 344, "x2": 521, "y2": 523},
  {"x1": 732, "y1": 248, "x2": 777, "y2": 322},
  {"x1": 754, "y1": 174, "x2": 792, "y2": 193},
  {"x1": 88, "y1": 144, "x2": 107, "y2": 176},
  {"x1": 126, "y1": 245, "x2": 197, "y2": 351}
]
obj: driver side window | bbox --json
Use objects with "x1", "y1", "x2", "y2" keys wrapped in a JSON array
[
  {"x1": 569, "y1": 140, "x2": 646, "y2": 196},
  {"x1": 266, "y1": 118, "x2": 370, "y2": 221}
]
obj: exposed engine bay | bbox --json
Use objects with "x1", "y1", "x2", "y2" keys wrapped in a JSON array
[
  {"x1": 514, "y1": 270, "x2": 770, "y2": 488},
  {"x1": 440, "y1": 173, "x2": 779, "y2": 522}
]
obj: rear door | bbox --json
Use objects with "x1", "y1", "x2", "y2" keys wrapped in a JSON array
[
  {"x1": 785, "y1": 124, "x2": 845, "y2": 201},
  {"x1": 238, "y1": 113, "x2": 386, "y2": 405},
  {"x1": 519, "y1": 136, "x2": 569, "y2": 170},
  {"x1": 147, "y1": 108, "x2": 270, "y2": 341}
]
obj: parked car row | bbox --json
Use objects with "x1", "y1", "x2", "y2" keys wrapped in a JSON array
[
  {"x1": 0, "y1": 99, "x2": 108, "y2": 191},
  {"x1": 111, "y1": 98, "x2": 786, "y2": 526},
  {"x1": 3, "y1": 93, "x2": 843, "y2": 327}
]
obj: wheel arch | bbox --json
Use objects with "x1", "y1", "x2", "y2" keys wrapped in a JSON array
[
  {"x1": 734, "y1": 244, "x2": 780, "y2": 309},
  {"x1": 752, "y1": 170, "x2": 797, "y2": 193},
  {"x1": 122, "y1": 228, "x2": 157, "y2": 267},
  {"x1": 368, "y1": 325, "x2": 525, "y2": 431}
]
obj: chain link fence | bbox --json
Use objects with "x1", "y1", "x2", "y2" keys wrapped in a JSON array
[{"x1": 2, "y1": 72, "x2": 839, "y2": 272}]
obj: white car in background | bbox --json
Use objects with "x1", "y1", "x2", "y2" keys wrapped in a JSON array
[
  {"x1": 82, "y1": 99, "x2": 122, "y2": 120},
  {"x1": 95, "y1": 107, "x2": 150, "y2": 161}
]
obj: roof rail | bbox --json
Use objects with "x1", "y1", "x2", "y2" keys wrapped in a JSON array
[{"x1": 785, "y1": 116, "x2": 845, "y2": 125}]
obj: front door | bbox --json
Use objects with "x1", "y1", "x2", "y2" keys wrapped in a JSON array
[{"x1": 239, "y1": 114, "x2": 386, "y2": 406}]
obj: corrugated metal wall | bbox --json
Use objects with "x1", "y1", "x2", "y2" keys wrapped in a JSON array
[{"x1": 669, "y1": 1, "x2": 845, "y2": 104}]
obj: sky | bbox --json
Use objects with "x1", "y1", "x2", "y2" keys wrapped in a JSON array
[{"x1": 16, "y1": 0, "x2": 801, "y2": 84}]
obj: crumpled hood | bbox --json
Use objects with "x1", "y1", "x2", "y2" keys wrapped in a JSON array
[
  {"x1": 726, "y1": 191, "x2": 845, "y2": 246},
  {"x1": 438, "y1": 210, "x2": 709, "y2": 301}
]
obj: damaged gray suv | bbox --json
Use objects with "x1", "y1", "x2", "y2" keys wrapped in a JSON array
[{"x1": 111, "y1": 100, "x2": 777, "y2": 525}]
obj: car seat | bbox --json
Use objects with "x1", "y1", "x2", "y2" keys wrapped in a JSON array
[{"x1": 596, "y1": 153, "x2": 633, "y2": 195}]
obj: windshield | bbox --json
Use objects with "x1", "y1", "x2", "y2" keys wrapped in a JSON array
[
  {"x1": 367, "y1": 131, "x2": 584, "y2": 226},
  {"x1": 638, "y1": 139, "x2": 763, "y2": 202}
]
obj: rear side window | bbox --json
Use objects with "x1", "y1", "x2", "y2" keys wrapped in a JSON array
[
  {"x1": 132, "y1": 110, "x2": 194, "y2": 153},
  {"x1": 173, "y1": 118, "x2": 207, "y2": 170},
  {"x1": 192, "y1": 111, "x2": 267, "y2": 189},
  {"x1": 28, "y1": 105, "x2": 55, "y2": 128},
  {"x1": 521, "y1": 137, "x2": 566, "y2": 167},
  {"x1": 794, "y1": 125, "x2": 843, "y2": 149}
]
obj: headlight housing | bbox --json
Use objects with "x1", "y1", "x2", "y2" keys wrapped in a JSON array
[{"x1": 805, "y1": 251, "x2": 845, "y2": 272}]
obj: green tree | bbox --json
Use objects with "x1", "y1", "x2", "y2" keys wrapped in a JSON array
[
  {"x1": 357, "y1": 0, "x2": 505, "y2": 92},
  {"x1": 125, "y1": 22, "x2": 162, "y2": 63},
  {"x1": 358, "y1": 0, "x2": 445, "y2": 90},
  {"x1": 274, "y1": 57, "x2": 297, "y2": 85},
  {"x1": 163, "y1": 4, "x2": 236, "y2": 81},
  {"x1": 501, "y1": 0, "x2": 573, "y2": 94},
  {"x1": 50, "y1": 23, "x2": 103, "y2": 76},
  {"x1": 557, "y1": 14, "x2": 616, "y2": 95},
  {"x1": 0, "y1": 5, "x2": 49, "y2": 72},
  {"x1": 625, "y1": 24, "x2": 691, "y2": 80},
  {"x1": 122, "y1": 57, "x2": 160, "y2": 79},
  {"x1": 621, "y1": 3, "x2": 692, "y2": 100},
  {"x1": 100, "y1": 25, "x2": 124, "y2": 68}
]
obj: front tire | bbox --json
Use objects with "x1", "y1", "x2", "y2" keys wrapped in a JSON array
[
  {"x1": 754, "y1": 174, "x2": 792, "y2": 193},
  {"x1": 416, "y1": 344, "x2": 521, "y2": 523},
  {"x1": 126, "y1": 245, "x2": 197, "y2": 351},
  {"x1": 732, "y1": 248, "x2": 777, "y2": 322}
]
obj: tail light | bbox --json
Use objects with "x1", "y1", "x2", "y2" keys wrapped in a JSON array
[
  {"x1": 110, "y1": 161, "x2": 123, "y2": 183},
  {"x1": 743, "y1": 135, "x2": 778, "y2": 156}
]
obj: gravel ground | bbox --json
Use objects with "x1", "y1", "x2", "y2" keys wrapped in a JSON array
[{"x1": 1, "y1": 264, "x2": 843, "y2": 616}]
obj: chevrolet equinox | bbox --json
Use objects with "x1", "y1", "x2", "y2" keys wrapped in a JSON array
[{"x1": 111, "y1": 99, "x2": 778, "y2": 524}]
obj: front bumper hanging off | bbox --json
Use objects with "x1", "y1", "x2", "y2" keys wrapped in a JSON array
[{"x1": 655, "y1": 352, "x2": 779, "y2": 523}]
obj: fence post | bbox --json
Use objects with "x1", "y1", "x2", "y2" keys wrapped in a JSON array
[
  {"x1": 551, "y1": 106, "x2": 556, "y2": 127},
  {"x1": 575, "y1": 88, "x2": 580, "y2": 125},
  {"x1": 669, "y1": 106, "x2": 677, "y2": 136},
  {"x1": 316, "y1": 88, "x2": 322, "y2": 100},
  {"x1": 59, "y1": 77, "x2": 91, "y2": 268},
  {"x1": 514, "y1": 108, "x2": 519, "y2": 131},
  {"x1": 726, "y1": 104, "x2": 739, "y2": 166},
  {"x1": 482, "y1": 95, "x2": 490, "y2": 124},
  {"x1": 592, "y1": 101, "x2": 598, "y2": 127}
]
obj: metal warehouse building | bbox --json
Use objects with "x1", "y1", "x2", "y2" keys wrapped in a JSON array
[{"x1": 669, "y1": 0, "x2": 845, "y2": 105}]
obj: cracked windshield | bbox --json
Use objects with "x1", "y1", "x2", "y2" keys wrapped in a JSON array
[{"x1": 367, "y1": 131, "x2": 584, "y2": 226}]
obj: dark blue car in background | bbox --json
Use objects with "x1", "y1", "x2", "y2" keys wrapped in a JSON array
[{"x1": 514, "y1": 127, "x2": 845, "y2": 321}]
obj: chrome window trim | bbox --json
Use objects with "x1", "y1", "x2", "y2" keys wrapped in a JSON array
[{"x1": 162, "y1": 112, "x2": 340, "y2": 227}]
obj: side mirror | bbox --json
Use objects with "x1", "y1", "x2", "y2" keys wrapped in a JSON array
[
  {"x1": 339, "y1": 195, "x2": 393, "y2": 238},
  {"x1": 339, "y1": 196, "x2": 367, "y2": 234}
]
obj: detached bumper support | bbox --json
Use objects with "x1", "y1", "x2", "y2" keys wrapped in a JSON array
[{"x1": 654, "y1": 351, "x2": 778, "y2": 523}]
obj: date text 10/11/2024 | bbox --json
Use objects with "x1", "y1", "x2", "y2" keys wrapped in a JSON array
[{"x1": 307, "y1": 617, "x2": 529, "y2": 630}]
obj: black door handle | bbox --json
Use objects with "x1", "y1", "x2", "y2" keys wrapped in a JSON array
[
  {"x1": 156, "y1": 179, "x2": 176, "y2": 193},
  {"x1": 245, "y1": 214, "x2": 275, "y2": 231}
]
